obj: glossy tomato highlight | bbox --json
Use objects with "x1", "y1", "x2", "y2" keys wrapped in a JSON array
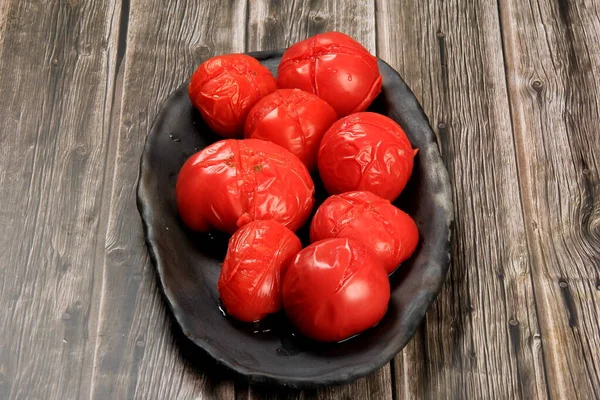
[
  {"x1": 318, "y1": 112, "x2": 415, "y2": 201},
  {"x1": 218, "y1": 220, "x2": 302, "y2": 323},
  {"x1": 244, "y1": 89, "x2": 337, "y2": 171},
  {"x1": 282, "y1": 238, "x2": 390, "y2": 342},
  {"x1": 175, "y1": 139, "x2": 315, "y2": 234},
  {"x1": 310, "y1": 191, "x2": 419, "y2": 274},
  {"x1": 277, "y1": 32, "x2": 382, "y2": 117},
  {"x1": 189, "y1": 54, "x2": 277, "y2": 138}
]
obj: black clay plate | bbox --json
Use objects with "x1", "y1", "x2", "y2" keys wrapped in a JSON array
[{"x1": 137, "y1": 50, "x2": 453, "y2": 388}]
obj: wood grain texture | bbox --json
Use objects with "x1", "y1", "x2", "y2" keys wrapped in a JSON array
[
  {"x1": 391, "y1": 328, "x2": 426, "y2": 400},
  {"x1": 86, "y1": 1, "x2": 245, "y2": 399},
  {"x1": 499, "y1": 0, "x2": 600, "y2": 397},
  {"x1": 247, "y1": 0, "x2": 376, "y2": 54},
  {"x1": 0, "y1": 0, "x2": 121, "y2": 399},
  {"x1": 2, "y1": 0, "x2": 599, "y2": 398},
  {"x1": 238, "y1": 372, "x2": 391, "y2": 400},
  {"x1": 376, "y1": 0, "x2": 549, "y2": 398},
  {"x1": 243, "y1": 1, "x2": 392, "y2": 399}
]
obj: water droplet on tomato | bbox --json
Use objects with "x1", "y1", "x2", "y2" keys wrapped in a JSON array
[{"x1": 347, "y1": 74, "x2": 353, "y2": 81}]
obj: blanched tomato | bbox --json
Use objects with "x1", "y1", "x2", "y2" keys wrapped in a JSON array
[
  {"x1": 282, "y1": 238, "x2": 390, "y2": 342},
  {"x1": 218, "y1": 220, "x2": 302, "y2": 322},
  {"x1": 277, "y1": 32, "x2": 382, "y2": 117},
  {"x1": 244, "y1": 89, "x2": 337, "y2": 172},
  {"x1": 310, "y1": 191, "x2": 419, "y2": 274},
  {"x1": 189, "y1": 54, "x2": 277, "y2": 138},
  {"x1": 175, "y1": 139, "x2": 315, "y2": 234},
  {"x1": 318, "y1": 112, "x2": 415, "y2": 201}
]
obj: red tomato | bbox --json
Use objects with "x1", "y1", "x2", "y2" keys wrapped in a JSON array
[
  {"x1": 277, "y1": 32, "x2": 382, "y2": 117},
  {"x1": 282, "y1": 238, "x2": 390, "y2": 342},
  {"x1": 244, "y1": 89, "x2": 337, "y2": 172},
  {"x1": 189, "y1": 54, "x2": 277, "y2": 138},
  {"x1": 175, "y1": 139, "x2": 315, "y2": 234},
  {"x1": 318, "y1": 112, "x2": 415, "y2": 201},
  {"x1": 218, "y1": 220, "x2": 302, "y2": 322},
  {"x1": 310, "y1": 191, "x2": 419, "y2": 274}
]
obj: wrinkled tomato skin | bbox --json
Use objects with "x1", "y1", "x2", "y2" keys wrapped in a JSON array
[
  {"x1": 175, "y1": 139, "x2": 315, "y2": 234},
  {"x1": 310, "y1": 191, "x2": 419, "y2": 274},
  {"x1": 218, "y1": 220, "x2": 302, "y2": 323},
  {"x1": 189, "y1": 54, "x2": 277, "y2": 138},
  {"x1": 244, "y1": 89, "x2": 337, "y2": 171},
  {"x1": 282, "y1": 238, "x2": 390, "y2": 342},
  {"x1": 277, "y1": 32, "x2": 382, "y2": 117},
  {"x1": 318, "y1": 112, "x2": 415, "y2": 201}
]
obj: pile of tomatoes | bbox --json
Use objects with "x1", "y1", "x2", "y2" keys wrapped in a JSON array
[{"x1": 176, "y1": 32, "x2": 419, "y2": 343}]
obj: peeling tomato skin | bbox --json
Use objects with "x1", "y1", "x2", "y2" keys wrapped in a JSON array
[
  {"x1": 277, "y1": 32, "x2": 382, "y2": 117},
  {"x1": 189, "y1": 54, "x2": 277, "y2": 138},
  {"x1": 218, "y1": 220, "x2": 302, "y2": 323},
  {"x1": 282, "y1": 238, "x2": 390, "y2": 342},
  {"x1": 318, "y1": 112, "x2": 415, "y2": 201},
  {"x1": 175, "y1": 139, "x2": 315, "y2": 234},
  {"x1": 244, "y1": 89, "x2": 338, "y2": 172},
  {"x1": 310, "y1": 191, "x2": 419, "y2": 274}
]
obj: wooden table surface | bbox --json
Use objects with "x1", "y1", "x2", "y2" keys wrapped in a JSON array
[{"x1": 1, "y1": 0, "x2": 599, "y2": 399}]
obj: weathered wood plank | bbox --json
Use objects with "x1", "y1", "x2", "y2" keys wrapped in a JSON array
[
  {"x1": 243, "y1": 1, "x2": 393, "y2": 399},
  {"x1": 247, "y1": 0, "x2": 376, "y2": 54},
  {"x1": 0, "y1": 0, "x2": 121, "y2": 399},
  {"x1": 391, "y1": 328, "x2": 426, "y2": 400},
  {"x1": 376, "y1": 0, "x2": 549, "y2": 398},
  {"x1": 499, "y1": 0, "x2": 600, "y2": 397},
  {"x1": 86, "y1": 1, "x2": 246, "y2": 399},
  {"x1": 239, "y1": 372, "x2": 391, "y2": 400}
]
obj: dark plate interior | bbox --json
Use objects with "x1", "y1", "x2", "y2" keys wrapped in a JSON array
[{"x1": 136, "y1": 50, "x2": 453, "y2": 388}]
